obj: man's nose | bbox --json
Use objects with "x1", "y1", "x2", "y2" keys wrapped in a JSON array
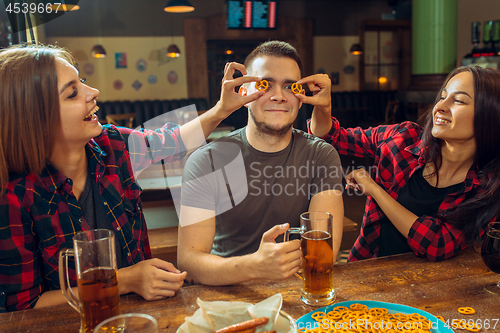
[{"x1": 270, "y1": 87, "x2": 286, "y2": 102}]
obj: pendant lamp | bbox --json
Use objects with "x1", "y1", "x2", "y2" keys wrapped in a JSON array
[
  {"x1": 349, "y1": 43, "x2": 363, "y2": 55},
  {"x1": 164, "y1": 0, "x2": 195, "y2": 13},
  {"x1": 47, "y1": 0, "x2": 80, "y2": 11},
  {"x1": 91, "y1": 44, "x2": 106, "y2": 58},
  {"x1": 166, "y1": 44, "x2": 181, "y2": 57}
]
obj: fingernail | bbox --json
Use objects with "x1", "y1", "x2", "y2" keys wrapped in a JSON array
[{"x1": 281, "y1": 223, "x2": 288, "y2": 228}]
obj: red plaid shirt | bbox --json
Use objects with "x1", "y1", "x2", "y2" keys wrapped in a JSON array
[
  {"x1": 0, "y1": 124, "x2": 185, "y2": 312},
  {"x1": 309, "y1": 117, "x2": 489, "y2": 262}
]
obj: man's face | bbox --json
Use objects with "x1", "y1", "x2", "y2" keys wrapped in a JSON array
[{"x1": 243, "y1": 55, "x2": 302, "y2": 136}]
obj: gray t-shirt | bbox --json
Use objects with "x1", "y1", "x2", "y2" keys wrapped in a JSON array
[{"x1": 181, "y1": 127, "x2": 343, "y2": 257}]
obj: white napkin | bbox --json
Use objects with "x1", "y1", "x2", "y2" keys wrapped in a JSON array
[{"x1": 178, "y1": 293, "x2": 290, "y2": 333}]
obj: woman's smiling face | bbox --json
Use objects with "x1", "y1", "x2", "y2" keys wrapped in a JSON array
[
  {"x1": 431, "y1": 71, "x2": 475, "y2": 144},
  {"x1": 56, "y1": 57, "x2": 101, "y2": 146}
]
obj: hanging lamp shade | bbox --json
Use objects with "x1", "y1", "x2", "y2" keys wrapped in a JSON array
[
  {"x1": 91, "y1": 45, "x2": 106, "y2": 58},
  {"x1": 349, "y1": 43, "x2": 363, "y2": 55},
  {"x1": 166, "y1": 44, "x2": 181, "y2": 57},
  {"x1": 47, "y1": 0, "x2": 80, "y2": 11},
  {"x1": 164, "y1": 0, "x2": 195, "y2": 13}
]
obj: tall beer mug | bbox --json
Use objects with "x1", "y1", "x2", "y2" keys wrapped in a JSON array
[
  {"x1": 285, "y1": 212, "x2": 335, "y2": 306},
  {"x1": 59, "y1": 229, "x2": 121, "y2": 333}
]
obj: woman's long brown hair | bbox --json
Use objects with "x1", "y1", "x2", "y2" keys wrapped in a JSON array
[
  {"x1": 0, "y1": 45, "x2": 75, "y2": 193},
  {"x1": 421, "y1": 65, "x2": 500, "y2": 241}
]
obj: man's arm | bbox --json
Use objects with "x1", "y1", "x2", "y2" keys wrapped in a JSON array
[
  {"x1": 308, "y1": 189, "x2": 344, "y2": 262},
  {"x1": 296, "y1": 74, "x2": 333, "y2": 138},
  {"x1": 177, "y1": 205, "x2": 301, "y2": 285}
]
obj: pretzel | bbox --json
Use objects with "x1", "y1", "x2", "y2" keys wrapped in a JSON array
[
  {"x1": 255, "y1": 80, "x2": 269, "y2": 91},
  {"x1": 465, "y1": 322, "x2": 481, "y2": 332},
  {"x1": 214, "y1": 317, "x2": 269, "y2": 333},
  {"x1": 458, "y1": 307, "x2": 476, "y2": 314},
  {"x1": 291, "y1": 82, "x2": 303, "y2": 94}
]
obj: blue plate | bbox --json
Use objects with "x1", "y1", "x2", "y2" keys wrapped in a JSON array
[{"x1": 295, "y1": 300, "x2": 454, "y2": 332}]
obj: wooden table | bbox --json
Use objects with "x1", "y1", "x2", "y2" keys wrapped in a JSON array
[{"x1": 2, "y1": 248, "x2": 498, "y2": 332}]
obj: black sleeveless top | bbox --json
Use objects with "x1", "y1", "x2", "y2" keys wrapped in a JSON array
[{"x1": 378, "y1": 168, "x2": 464, "y2": 257}]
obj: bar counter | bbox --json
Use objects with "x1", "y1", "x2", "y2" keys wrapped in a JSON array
[{"x1": 1, "y1": 247, "x2": 498, "y2": 332}]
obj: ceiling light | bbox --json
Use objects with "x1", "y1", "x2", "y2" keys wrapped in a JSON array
[
  {"x1": 91, "y1": 45, "x2": 106, "y2": 58},
  {"x1": 166, "y1": 44, "x2": 181, "y2": 57},
  {"x1": 164, "y1": 0, "x2": 195, "y2": 13},
  {"x1": 349, "y1": 43, "x2": 363, "y2": 55}
]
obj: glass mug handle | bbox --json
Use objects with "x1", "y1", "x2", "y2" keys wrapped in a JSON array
[
  {"x1": 58, "y1": 249, "x2": 81, "y2": 313},
  {"x1": 285, "y1": 227, "x2": 303, "y2": 241}
]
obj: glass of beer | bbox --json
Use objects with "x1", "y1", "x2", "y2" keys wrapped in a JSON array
[
  {"x1": 481, "y1": 222, "x2": 500, "y2": 295},
  {"x1": 59, "y1": 229, "x2": 121, "y2": 333},
  {"x1": 93, "y1": 313, "x2": 158, "y2": 333},
  {"x1": 286, "y1": 212, "x2": 335, "y2": 306}
]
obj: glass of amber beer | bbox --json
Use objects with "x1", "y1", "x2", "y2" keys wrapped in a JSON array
[
  {"x1": 59, "y1": 229, "x2": 121, "y2": 333},
  {"x1": 286, "y1": 212, "x2": 335, "y2": 306}
]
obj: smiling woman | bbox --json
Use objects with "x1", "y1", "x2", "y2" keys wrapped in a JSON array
[
  {"x1": 0, "y1": 44, "x2": 250, "y2": 313},
  {"x1": 309, "y1": 65, "x2": 500, "y2": 262}
]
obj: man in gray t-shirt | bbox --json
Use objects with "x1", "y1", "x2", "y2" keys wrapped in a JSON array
[{"x1": 178, "y1": 41, "x2": 343, "y2": 286}]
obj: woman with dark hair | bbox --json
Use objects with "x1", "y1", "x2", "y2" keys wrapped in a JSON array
[
  {"x1": 305, "y1": 65, "x2": 500, "y2": 262},
  {"x1": 0, "y1": 44, "x2": 261, "y2": 312}
]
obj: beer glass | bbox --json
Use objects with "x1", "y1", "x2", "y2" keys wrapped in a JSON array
[
  {"x1": 93, "y1": 313, "x2": 158, "y2": 333},
  {"x1": 286, "y1": 212, "x2": 335, "y2": 306},
  {"x1": 481, "y1": 222, "x2": 500, "y2": 295},
  {"x1": 59, "y1": 229, "x2": 121, "y2": 333}
]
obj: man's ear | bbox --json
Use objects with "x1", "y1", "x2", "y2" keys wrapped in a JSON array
[
  {"x1": 239, "y1": 85, "x2": 247, "y2": 97},
  {"x1": 239, "y1": 85, "x2": 249, "y2": 108}
]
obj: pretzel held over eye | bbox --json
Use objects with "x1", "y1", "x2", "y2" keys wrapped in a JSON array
[
  {"x1": 255, "y1": 80, "x2": 269, "y2": 91},
  {"x1": 291, "y1": 82, "x2": 303, "y2": 94}
]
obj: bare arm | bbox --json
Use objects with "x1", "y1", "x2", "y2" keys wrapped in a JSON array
[
  {"x1": 346, "y1": 168, "x2": 417, "y2": 237},
  {"x1": 177, "y1": 205, "x2": 301, "y2": 285},
  {"x1": 308, "y1": 189, "x2": 344, "y2": 262},
  {"x1": 34, "y1": 259, "x2": 186, "y2": 309}
]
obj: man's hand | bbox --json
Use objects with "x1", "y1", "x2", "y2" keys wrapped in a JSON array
[
  {"x1": 215, "y1": 62, "x2": 265, "y2": 119},
  {"x1": 117, "y1": 258, "x2": 187, "y2": 301},
  {"x1": 249, "y1": 224, "x2": 301, "y2": 280},
  {"x1": 295, "y1": 74, "x2": 332, "y2": 114}
]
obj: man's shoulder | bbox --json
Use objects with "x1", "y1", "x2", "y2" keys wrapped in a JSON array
[
  {"x1": 292, "y1": 128, "x2": 336, "y2": 150},
  {"x1": 186, "y1": 127, "x2": 245, "y2": 165}
]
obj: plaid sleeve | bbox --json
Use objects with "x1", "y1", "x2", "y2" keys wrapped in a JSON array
[
  {"x1": 117, "y1": 123, "x2": 187, "y2": 172},
  {"x1": 0, "y1": 190, "x2": 43, "y2": 312},
  {"x1": 407, "y1": 216, "x2": 467, "y2": 261},
  {"x1": 308, "y1": 117, "x2": 402, "y2": 158}
]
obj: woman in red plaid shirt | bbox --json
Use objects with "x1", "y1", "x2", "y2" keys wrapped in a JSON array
[
  {"x1": 0, "y1": 45, "x2": 262, "y2": 312},
  {"x1": 302, "y1": 66, "x2": 500, "y2": 261}
]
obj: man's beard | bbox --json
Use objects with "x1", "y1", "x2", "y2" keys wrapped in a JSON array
[{"x1": 248, "y1": 107, "x2": 294, "y2": 138}]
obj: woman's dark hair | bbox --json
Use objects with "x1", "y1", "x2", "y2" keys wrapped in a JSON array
[
  {"x1": 421, "y1": 65, "x2": 500, "y2": 241},
  {"x1": 0, "y1": 44, "x2": 76, "y2": 193}
]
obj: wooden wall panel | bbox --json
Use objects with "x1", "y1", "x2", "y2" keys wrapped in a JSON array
[{"x1": 184, "y1": 18, "x2": 209, "y2": 99}]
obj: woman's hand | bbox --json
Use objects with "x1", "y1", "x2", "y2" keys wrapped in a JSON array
[
  {"x1": 117, "y1": 258, "x2": 187, "y2": 301},
  {"x1": 345, "y1": 168, "x2": 379, "y2": 197},
  {"x1": 296, "y1": 74, "x2": 332, "y2": 113}
]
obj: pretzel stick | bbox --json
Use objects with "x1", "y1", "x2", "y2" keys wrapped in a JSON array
[{"x1": 214, "y1": 317, "x2": 269, "y2": 333}]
